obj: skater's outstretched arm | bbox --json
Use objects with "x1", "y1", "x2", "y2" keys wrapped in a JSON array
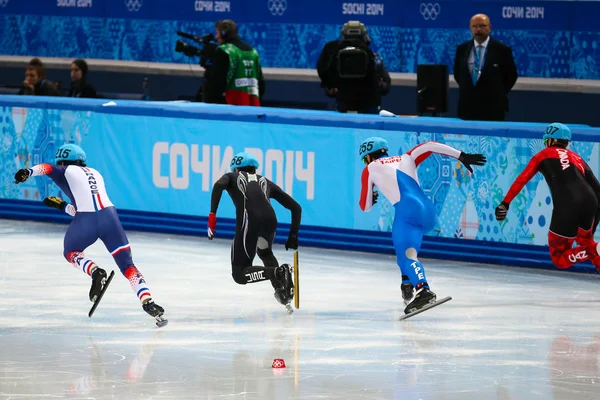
[
  {"x1": 15, "y1": 164, "x2": 68, "y2": 183},
  {"x1": 14, "y1": 164, "x2": 53, "y2": 183},
  {"x1": 268, "y1": 182, "x2": 302, "y2": 250},
  {"x1": 208, "y1": 173, "x2": 231, "y2": 240},
  {"x1": 406, "y1": 141, "x2": 461, "y2": 166},
  {"x1": 502, "y1": 153, "x2": 542, "y2": 205},
  {"x1": 407, "y1": 141, "x2": 486, "y2": 173},
  {"x1": 496, "y1": 152, "x2": 543, "y2": 221}
]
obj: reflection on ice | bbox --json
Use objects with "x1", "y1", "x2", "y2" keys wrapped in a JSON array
[{"x1": 1, "y1": 220, "x2": 600, "y2": 399}]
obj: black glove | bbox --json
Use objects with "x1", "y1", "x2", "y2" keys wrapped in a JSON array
[
  {"x1": 373, "y1": 191, "x2": 379, "y2": 205},
  {"x1": 14, "y1": 169, "x2": 30, "y2": 184},
  {"x1": 458, "y1": 152, "x2": 487, "y2": 173},
  {"x1": 495, "y1": 202, "x2": 509, "y2": 221},
  {"x1": 285, "y1": 232, "x2": 298, "y2": 251},
  {"x1": 43, "y1": 196, "x2": 68, "y2": 211}
]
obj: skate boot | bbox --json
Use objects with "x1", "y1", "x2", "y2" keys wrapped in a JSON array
[
  {"x1": 401, "y1": 283, "x2": 414, "y2": 306},
  {"x1": 273, "y1": 264, "x2": 294, "y2": 314},
  {"x1": 404, "y1": 285, "x2": 437, "y2": 315},
  {"x1": 89, "y1": 268, "x2": 107, "y2": 302},
  {"x1": 143, "y1": 300, "x2": 168, "y2": 328}
]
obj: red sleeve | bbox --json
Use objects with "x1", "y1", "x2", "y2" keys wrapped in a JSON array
[
  {"x1": 502, "y1": 150, "x2": 544, "y2": 205},
  {"x1": 358, "y1": 166, "x2": 372, "y2": 211},
  {"x1": 29, "y1": 163, "x2": 53, "y2": 177}
]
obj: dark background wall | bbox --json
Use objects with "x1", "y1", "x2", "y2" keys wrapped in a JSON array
[{"x1": 1, "y1": 65, "x2": 598, "y2": 127}]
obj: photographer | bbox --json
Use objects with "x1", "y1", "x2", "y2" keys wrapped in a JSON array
[
  {"x1": 175, "y1": 31, "x2": 219, "y2": 102},
  {"x1": 317, "y1": 21, "x2": 391, "y2": 114},
  {"x1": 204, "y1": 19, "x2": 265, "y2": 106}
]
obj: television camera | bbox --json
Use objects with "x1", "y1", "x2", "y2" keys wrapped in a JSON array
[{"x1": 175, "y1": 31, "x2": 218, "y2": 69}]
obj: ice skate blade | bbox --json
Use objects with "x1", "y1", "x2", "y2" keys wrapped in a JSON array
[
  {"x1": 155, "y1": 316, "x2": 168, "y2": 328},
  {"x1": 399, "y1": 296, "x2": 452, "y2": 321},
  {"x1": 88, "y1": 271, "x2": 115, "y2": 318}
]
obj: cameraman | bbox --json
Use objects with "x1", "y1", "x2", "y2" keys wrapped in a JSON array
[
  {"x1": 317, "y1": 21, "x2": 391, "y2": 114},
  {"x1": 204, "y1": 19, "x2": 265, "y2": 106}
]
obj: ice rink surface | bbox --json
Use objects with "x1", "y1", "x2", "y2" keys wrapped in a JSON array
[{"x1": 2, "y1": 220, "x2": 600, "y2": 400}]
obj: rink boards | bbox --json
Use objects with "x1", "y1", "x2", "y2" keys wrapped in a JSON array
[{"x1": 1, "y1": 95, "x2": 600, "y2": 271}]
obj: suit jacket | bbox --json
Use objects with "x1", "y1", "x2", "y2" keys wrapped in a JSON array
[{"x1": 453, "y1": 37, "x2": 518, "y2": 121}]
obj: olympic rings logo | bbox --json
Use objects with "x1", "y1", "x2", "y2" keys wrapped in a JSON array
[
  {"x1": 124, "y1": 0, "x2": 143, "y2": 12},
  {"x1": 267, "y1": 0, "x2": 287, "y2": 16},
  {"x1": 420, "y1": 3, "x2": 441, "y2": 20}
]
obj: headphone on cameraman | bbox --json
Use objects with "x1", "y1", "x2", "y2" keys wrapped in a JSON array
[
  {"x1": 341, "y1": 20, "x2": 371, "y2": 45},
  {"x1": 217, "y1": 19, "x2": 235, "y2": 40}
]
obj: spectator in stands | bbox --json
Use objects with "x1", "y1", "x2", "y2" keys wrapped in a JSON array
[
  {"x1": 453, "y1": 13, "x2": 518, "y2": 121},
  {"x1": 317, "y1": 20, "x2": 391, "y2": 114},
  {"x1": 19, "y1": 59, "x2": 60, "y2": 97},
  {"x1": 67, "y1": 59, "x2": 97, "y2": 98},
  {"x1": 204, "y1": 19, "x2": 265, "y2": 106},
  {"x1": 28, "y1": 57, "x2": 45, "y2": 73}
]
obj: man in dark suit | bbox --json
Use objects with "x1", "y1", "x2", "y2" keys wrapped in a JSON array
[{"x1": 453, "y1": 14, "x2": 518, "y2": 121}]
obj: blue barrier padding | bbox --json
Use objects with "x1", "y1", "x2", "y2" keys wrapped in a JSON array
[
  {"x1": 2, "y1": 199, "x2": 596, "y2": 274},
  {"x1": 2, "y1": 95, "x2": 599, "y2": 140}
]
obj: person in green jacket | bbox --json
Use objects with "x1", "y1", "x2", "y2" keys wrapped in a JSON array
[{"x1": 204, "y1": 19, "x2": 266, "y2": 106}]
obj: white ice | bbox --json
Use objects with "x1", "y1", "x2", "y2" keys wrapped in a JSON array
[{"x1": 1, "y1": 219, "x2": 600, "y2": 400}]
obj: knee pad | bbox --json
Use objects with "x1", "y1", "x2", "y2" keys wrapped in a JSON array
[
  {"x1": 405, "y1": 248, "x2": 418, "y2": 261},
  {"x1": 257, "y1": 248, "x2": 278, "y2": 268}
]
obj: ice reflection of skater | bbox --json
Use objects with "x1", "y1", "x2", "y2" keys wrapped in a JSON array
[
  {"x1": 66, "y1": 332, "x2": 164, "y2": 398},
  {"x1": 549, "y1": 333, "x2": 600, "y2": 400}
]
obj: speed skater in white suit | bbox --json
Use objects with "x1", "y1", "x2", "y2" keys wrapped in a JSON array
[{"x1": 358, "y1": 137, "x2": 486, "y2": 314}]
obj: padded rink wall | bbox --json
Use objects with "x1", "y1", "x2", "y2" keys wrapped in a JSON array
[{"x1": 2, "y1": 96, "x2": 600, "y2": 273}]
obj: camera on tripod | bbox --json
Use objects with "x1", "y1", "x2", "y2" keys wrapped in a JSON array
[{"x1": 175, "y1": 31, "x2": 218, "y2": 69}]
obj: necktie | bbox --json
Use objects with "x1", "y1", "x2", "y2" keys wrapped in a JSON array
[{"x1": 472, "y1": 45, "x2": 483, "y2": 85}]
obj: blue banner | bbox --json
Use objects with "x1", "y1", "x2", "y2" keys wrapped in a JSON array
[
  {"x1": 0, "y1": 0, "x2": 402, "y2": 25},
  {"x1": 402, "y1": 0, "x2": 571, "y2": 30},
  {"x1": 1, "y1": 0, "x2": 591, "y2": 28},
  {"x1": 84, "y1": 113, "x2": 363, "y2": 228}
]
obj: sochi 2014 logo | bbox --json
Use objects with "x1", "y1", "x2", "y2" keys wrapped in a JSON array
[
  {"x1": 0, "y1": 0, "x2": 10, "y2": 8},
  {"x1": 124, "y1": 0, "x2": 143, "y2": 12},
  {"x1": 420, "y1": 3, "x2": 440, "y2": 20},
  {"x1": 267, "y1": 0, "x2": 287, "y2": 16}
]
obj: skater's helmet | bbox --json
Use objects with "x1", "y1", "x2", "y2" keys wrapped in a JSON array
[
  {"x1": 230, "y1": 152, "x2": 259, "y2": 172},
  {"x1": 543, "y1": 122, "x2": 571, "y2": 142},
  {"x1": 359, "y1": 136, "x2": 388, "y2": 162},
  {"x1": 55, "y1": 144, "x2": 86, "y2": 165}
]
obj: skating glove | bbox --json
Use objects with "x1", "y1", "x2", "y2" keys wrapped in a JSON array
[
  {"x1": 458, "y1": 152, "x2": 487, "y2": 173},
  {"x1": 495, "y1": 202, "x2": 509, "y2": 221},
  {"x1": 43, "y1": 196, "x2": 67, "y2": 211},
  {"x1": 14, "y1": 169, "x2": 30, "y2": 184},
  {"x1": 372, "y1": 190, "x2": 379, "y2": 205},
  {"x1": 285, "y1": 232, "x2": 298, "y2": 251},
  {"x1": 207, "y1": 212, "x2": 216, "y2": 240}
]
